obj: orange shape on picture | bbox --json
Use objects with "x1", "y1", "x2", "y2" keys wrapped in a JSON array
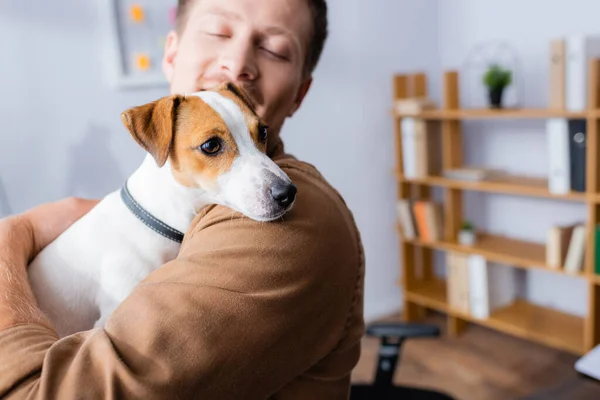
[
  {"x1": 130, "y1": 5, "x2": 145, "y2": 23},
  {"x1": 135, "y1": 54, "x2": 151, "y2": 71}
]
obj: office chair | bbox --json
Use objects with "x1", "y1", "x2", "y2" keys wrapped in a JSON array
[{"x1": 350, "y1": 322, "x2": 456, "y2": 400}]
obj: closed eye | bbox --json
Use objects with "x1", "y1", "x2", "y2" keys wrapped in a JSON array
[
  {"x1": 206, "y1": 32, "x2": 229, "y2": 38},
  {"x1": 260, "y1": 47, "x2": 288, "y2": 61}
]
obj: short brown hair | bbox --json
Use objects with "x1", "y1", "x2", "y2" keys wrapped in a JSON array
[{"x1": 175, "y1": 0, "x2": 328, "y2": 78}]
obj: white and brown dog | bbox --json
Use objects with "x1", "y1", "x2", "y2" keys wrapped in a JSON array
[{"x1": 27, "y1": 83, "x2": 297, "y2": 338}]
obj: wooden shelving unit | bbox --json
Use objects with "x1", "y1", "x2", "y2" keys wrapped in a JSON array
[
  {"x1": 393, "y1": 61, "x2": 600, "y2": 355},
  {"x1": 400, "y1": 230, "x2": 586, "y2": 279},
  {"x1": 396, "y1": 172, "x2": 588, "y2": 202}
]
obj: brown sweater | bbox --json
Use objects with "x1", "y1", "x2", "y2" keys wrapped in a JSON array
[{"x1": 0, "y1": 137, "x2": 366, "y2": 399}]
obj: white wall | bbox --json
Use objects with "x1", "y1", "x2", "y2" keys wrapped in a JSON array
[
  {"x1": 0, "y1": 0, "x2": 163, "y2": 212},
  {"x1": 436, "y1": 0, "x2": 600, "y2": 316},
  {"x1": 283, "y1": 0, "x2": 440, "y2": 321},
  {"x1": 0, "y1": 0, "x2": 441, "y2": 322}
]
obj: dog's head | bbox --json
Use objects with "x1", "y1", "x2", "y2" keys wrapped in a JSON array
[{"x1": 120, "y1": 82, "x2": 296, "y2": 222}]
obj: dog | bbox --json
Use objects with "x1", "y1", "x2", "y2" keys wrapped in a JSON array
[{"x1": 27, "y1": 82, "x2": 297, "y2": 338}]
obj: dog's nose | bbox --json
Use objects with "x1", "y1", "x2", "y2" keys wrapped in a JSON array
[{"x1": 270, "y1": 182, "x2": 297, "y2": 208}]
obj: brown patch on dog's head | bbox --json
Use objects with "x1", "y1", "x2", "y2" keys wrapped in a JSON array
[
  {"x1": 213, "y1": 82, "x2": 269, "y2": 152},
  {"x1": 216, "y1": 82, "x2": 258, "y2": 116},
  {"x1": 169, "y1": 97, "x2": 238, "y2": 190},
  {"x1": 121, "y1": 84, "x2": 296, "y2": 221}
]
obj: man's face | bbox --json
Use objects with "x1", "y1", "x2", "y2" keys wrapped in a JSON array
[{"x1": 162, "y1": 0, "x2": 313, "y2": 135}]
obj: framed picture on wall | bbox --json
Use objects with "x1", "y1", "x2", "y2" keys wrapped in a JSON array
[{"x1": 100, "y1": 0, "x2": 177, "y2": 89}]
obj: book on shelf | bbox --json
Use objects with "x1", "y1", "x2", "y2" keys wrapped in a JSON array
[
  {"x1": 549, "y1": 34, "x2": 600, "y2": 111},
  {"x1": 446, "y1": 251, "x2": 517, "y2": 319},
  {"x1": 549, "y1": 38, "x2": 566, "y2": 109},
  {"x1": 546, "y1": 223, "x2": 578, "y2": 269},
  {"x1": 447, "y1": 251, "x2": 470, "y2": 314},
  {"x1": 400, "y1": 117, "x2": 441, "y2": 179},
  {"x1": 569, "y1": 119, "x2": 587, "y2": 193},
  {"x1": 564, "y1": 225, "x2": 587, "y2": 274},
  {"x1": 396, "y1": 199, "x2": 443, "y2": 242},
  {"x1": 546, "y1": 223, "x2": 586, "y2": 273},
  {"x1": 394, "y1": 97, "x2": 437, "y2": 115},
  {"x1": 545, "y1": 118, "x2": 587, "y2": 194},
  {"x1": 396, "y1": 199, "x2": 417, "y2": 240},
  {"x1": 442, "y1": 166, "x2": 506, "y2": 182}
]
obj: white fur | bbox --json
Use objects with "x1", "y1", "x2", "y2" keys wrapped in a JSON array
[
  {"x1": 192, "y1": 92, "x2": 293, "y2": 220},
  {"x1": 28, "y1": 91, "x2": 293, "y2": 338}
]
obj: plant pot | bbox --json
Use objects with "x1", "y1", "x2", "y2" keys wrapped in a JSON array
[
  {"x1": 458, "y1": 229, "x2": 476, "y2": 246},
  {"x1": 488, "y1": 86, "x2": 505, "y2": 109}
]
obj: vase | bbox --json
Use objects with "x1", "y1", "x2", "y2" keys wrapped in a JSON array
[
  {"x1": 458, "y1": 230, "x2": 476, "y2": 246},
  {"x1": 488, "y1": 87, "x2": 505, "y2": 109}
]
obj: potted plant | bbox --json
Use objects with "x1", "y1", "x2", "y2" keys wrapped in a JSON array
[
  {"x1": 482, "y1": 64, "x2": 512, "y2": 109},
  {"x1": 458, "y1": 220, "x2": 476, "y2": 246}
]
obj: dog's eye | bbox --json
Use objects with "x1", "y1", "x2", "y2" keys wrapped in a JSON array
[
  {"x1": 199, "y1": 138, "x2": 221, "y2": 155},
  {"x1": 258, "y1": 125, "x2": 268, "y2": 143}
]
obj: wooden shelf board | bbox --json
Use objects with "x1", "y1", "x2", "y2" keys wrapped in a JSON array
[
  {"x1": 404, "y1": 281, "x2": 584, "y2": 354},
  {"x1": 404, "y1": 232, "x2": 586, "y2": 278},
  {"x1": 457, "y1": 300, "x2": 585, "y2": 355},
  {"x1": 397, "y1": 173, "x2": 588, "y2": 202},
  {"x1": 404, "y1": 279, "x2": 448, "y2": 313},
  {"x1": 394, "y1": 108, "x2": 590, "y2": 120}
]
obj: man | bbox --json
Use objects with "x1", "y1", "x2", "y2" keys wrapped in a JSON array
[{"x1": 0, "y1": 0, "x2": 365, "y2": 398}]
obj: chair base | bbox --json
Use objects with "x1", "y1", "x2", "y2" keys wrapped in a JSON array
[{"x1": 351, "y1": 384, "x2": 455, "y2": 400}]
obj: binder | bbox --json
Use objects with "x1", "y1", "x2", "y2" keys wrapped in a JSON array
[
  {"x1": 546, "y1": 118, "x2": 571, "y2": 194},
  {"x1": 400, "y1": 117, "x2": 417, "y2": 178},
  {"x1": 565, "y1": 35, "x2": 600, "y2": 111},
  {"x1": 568, "y1": 119, "x2": 587, "y2": 192}
]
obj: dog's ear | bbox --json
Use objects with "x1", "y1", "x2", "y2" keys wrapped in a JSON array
[{"x1": 121, "y1": 94, "x2": 184, "y2": 167}]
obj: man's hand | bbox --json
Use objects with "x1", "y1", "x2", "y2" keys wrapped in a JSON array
[{"x1": 0, "y1": 197, "x2": 98, "y2": 331}]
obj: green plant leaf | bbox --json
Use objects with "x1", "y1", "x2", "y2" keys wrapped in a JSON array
[
  {"x1": 460, "y1": 220, "x2": 474, "y2": 231},
  {"x1": 483, "y1": 64, "x2": 512, "y2": 90}
]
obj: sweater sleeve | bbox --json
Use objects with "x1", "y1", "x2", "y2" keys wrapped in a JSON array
[{"x1": 0, "y1": 165, "x2": 364, "y2": 400}]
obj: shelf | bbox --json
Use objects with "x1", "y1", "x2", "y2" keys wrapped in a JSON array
[
  {"x1": 404, "y1": 232, "x2": 586, "y2": 278},
  {"x1": 404, "y1": 279, "x2": 449, "y2": 312},
  {"x1": 405, "y1": 280, "x2": 585, "y2": 354},
  {"x1": 393, "y1": 66, "x2": 600, "y2": 354},
  {"x1": 394, "y1": 108, "x2": 591, "y2": 120},
  {"x1": 397, "y1": 173, "x2": 588, "y2": 202},
  {"x1": 460, "y1": 300, "x2": 585, "y2": 355}
]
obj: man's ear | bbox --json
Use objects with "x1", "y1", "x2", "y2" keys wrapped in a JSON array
[
  {"x1": 162, "y1": 31, "x2": 179, "y2": 84},
  {"x1": 289, "y1": 77, "x2": 313, "y2": 117},
  {"x1": 120, "y1": 94, "x2": 184, "y2": 167}
]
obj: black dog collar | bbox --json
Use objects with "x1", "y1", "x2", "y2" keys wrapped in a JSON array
[{"x1": 120, "y1": 183, "x2": 185, "y2": 244}]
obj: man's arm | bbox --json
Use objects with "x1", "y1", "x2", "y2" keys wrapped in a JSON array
[
  {"x1": 0, "y1": 219, "x2": 48, "y2": 331},
  {"x1": 0, "y1": 198, "x2": 98, "y2": 331},
  {"x1": 0, "y1": 166, "x2": 365, "y2": 399}
]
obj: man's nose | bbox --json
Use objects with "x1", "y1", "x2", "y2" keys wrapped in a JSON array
[{"x1": 220, "y1": 39, "x2": 258, "y2": 81}]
